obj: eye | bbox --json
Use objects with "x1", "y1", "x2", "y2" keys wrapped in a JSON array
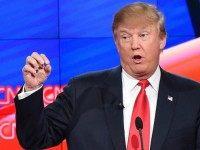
[
  {"x1": 139, "y1": 32, "x2": 148, "y2": 38},
  {"x1": 121, "y1": 35, "x2": 128, "y2": 39},
  {"x1": 121, "y1": 34, "x2": 131, "y2": 41},
  {"x1": 122, "y1": 36, "x2": 127, "y2": 39},
  {"x1": 139, "y1": 32, "x2": 149, "y2": 41}
]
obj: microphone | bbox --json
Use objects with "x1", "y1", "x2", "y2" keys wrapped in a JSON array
[
  {"x1": 135, "y1": 116, "x2": 144, "y2": 150},
  {"x1": 135, "y1": 117, "x2": 143, "y2": 130}
]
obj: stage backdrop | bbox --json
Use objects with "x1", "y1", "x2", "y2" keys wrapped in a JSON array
[{"x1": 0, "y1": 0, "x2": 199, "y2": 149}]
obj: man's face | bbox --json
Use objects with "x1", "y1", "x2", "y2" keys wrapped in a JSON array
[{"x1": 114, "y1": 22, "x2": 166, "y2": 79}]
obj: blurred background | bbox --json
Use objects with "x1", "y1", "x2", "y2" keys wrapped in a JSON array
[{"x1": 0, "y1": 0, "x2": 200, "y2": 149}]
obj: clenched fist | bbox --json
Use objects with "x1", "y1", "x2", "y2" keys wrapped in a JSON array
[{"x1": 22, "y1": 52, "x2": 51, "y2": 91}]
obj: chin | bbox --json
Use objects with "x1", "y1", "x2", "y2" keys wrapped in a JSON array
[
  {"x1": 131, "y1": 65, "x2": 147, "y2": 73},
  {"x1": 130, "y1": 68, "x2": 150, "y2": 78}
]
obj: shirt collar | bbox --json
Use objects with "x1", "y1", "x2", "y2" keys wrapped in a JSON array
[
  {"x1": 148, "y1": 66, "x2": 161, "y2": 92},
  {"x1": 122, "y1": 66, "x2": 161, "y2": 92},
  {"x1": 122, "y1": 69, "x2": 138, "y2": 92}
]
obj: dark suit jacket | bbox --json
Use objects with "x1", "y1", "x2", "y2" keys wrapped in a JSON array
[{"x1": 15, "y1": 66, "x2": 200, "y2": 150}]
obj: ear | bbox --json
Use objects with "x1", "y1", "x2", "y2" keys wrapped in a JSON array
[{"x1": 159, "y1": 36, "x2": 166, "y2": 50}]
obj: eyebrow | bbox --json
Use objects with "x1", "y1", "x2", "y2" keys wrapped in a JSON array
[
  {"x1": 120, "y1": 32, "x2": 131, "y2": 35},
  {"x1": 118, "y1": 28, "x2": 130, "y2": 32},
  {"x1": 118, "y1": 30, "x2": 131, "y2": 35}
]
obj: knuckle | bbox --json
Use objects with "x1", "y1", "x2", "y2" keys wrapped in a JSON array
[
  {"x1": 26, "y1": 56, "x2": 30, "y2": 62},
  {"x1": 22, "y1": 65, "x2": 27, "y2": 72},
  {"x1": 32, "y1": 52, "x2": 37, "y2": 56},
  {"x1": 22, "y1": 67, "x2": 25, "y2": 72},
  {"x1": 24, "y1": 65, "x2": 28, "y2": 69},
  {"x1": 41, "y1": 53, "x2": 48, "y2": 60}
]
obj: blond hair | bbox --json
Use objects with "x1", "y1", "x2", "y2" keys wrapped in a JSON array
[{"x1": 112, "y1": 2, "x2": 166, "y2": 38}]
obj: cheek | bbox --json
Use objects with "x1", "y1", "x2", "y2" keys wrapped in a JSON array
[
  {"x1": 148, "y1": 50, "x2": 161, "y2": 62},
  {"x1": 146, "y1": 41, "x2": 161, "y2": 57},
  {"x1": 119, "y1": 47, "x2": 131, "y2": 58},
  {"x1": 118, "y1": 41, "x2": 126, "y2": 49},
  {"x1": 117, "y1": 43, "x2": 130, "y2": 55}
]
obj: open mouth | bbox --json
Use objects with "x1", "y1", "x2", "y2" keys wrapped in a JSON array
[{"x1": 132, "y1": 55, "x2": 143, "y2": 63}]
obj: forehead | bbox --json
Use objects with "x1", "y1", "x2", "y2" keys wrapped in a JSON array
[
  {"x1": 116, "y1": 24, "x2": 157, "y2": 33},
  {"x1": 116, "y1": 16, "x2": 158, "y2": 30}
]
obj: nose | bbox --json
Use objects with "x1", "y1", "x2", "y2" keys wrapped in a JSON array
[{"x1": 131, "y1": 38, "x2": 140, "y2": 51}]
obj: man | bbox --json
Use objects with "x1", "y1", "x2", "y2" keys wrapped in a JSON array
[{"x1": 15, "y1": 2, "x2": 200, "y2": 150}]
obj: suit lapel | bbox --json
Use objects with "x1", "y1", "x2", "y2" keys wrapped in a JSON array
[
  {"x1": 101, "y1": 66, "x2": 126, "y2": 150},
  {"x1": 101, "y1": 67, "x2": 178, "y2": 150},
  {"x1": 150, "y1": 69, "x2": 178, "y2": 150}
]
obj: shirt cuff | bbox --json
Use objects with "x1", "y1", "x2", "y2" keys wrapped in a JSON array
[{"x1": 18, "y1": 85, "x2": 43, "y2": 100}]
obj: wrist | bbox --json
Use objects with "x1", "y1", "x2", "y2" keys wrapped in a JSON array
[{"x1": 24, "y1": 84, "x2": 42, "y2": 92}]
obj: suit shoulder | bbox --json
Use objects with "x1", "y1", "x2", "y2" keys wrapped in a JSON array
[
  {"x1": 163, "y1": 70, "x2": 200, "y2": 90},
  {"x1": 69, "y1": 66, "x2": 120, "y2": 87}
]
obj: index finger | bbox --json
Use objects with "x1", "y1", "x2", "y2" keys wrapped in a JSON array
[
  {"x1": 40, "y1": 54, "x2": 50, "y2": 65},
  {"x1": 31, "y1": 52, "x2": 45, "y2": 66}
]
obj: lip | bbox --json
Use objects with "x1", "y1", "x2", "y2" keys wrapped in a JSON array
[{"x1": 132, "y1": 55, "x2": 144, "y2": 64}]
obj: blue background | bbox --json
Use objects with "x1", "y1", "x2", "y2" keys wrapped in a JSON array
[{"x1": 0, "y1": 0, "x2": 196, "y2": 87}]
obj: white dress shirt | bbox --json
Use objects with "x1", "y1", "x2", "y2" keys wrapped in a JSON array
[
  {"x1": 18, "y1": 85, "x2": 42, "y2": 100},
  {"x1": 122, "y1": 66, "x2": 161, "y2": 148}
]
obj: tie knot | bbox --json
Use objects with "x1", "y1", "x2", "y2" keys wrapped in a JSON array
[{"x1": 138, "y1": 80, "x2": 149, "y2": 89}]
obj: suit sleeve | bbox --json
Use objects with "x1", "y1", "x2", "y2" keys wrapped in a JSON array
[
  {"x1": 196, "y1": 107, "x2": 200, "y2": 149},
  {"x1": 14, "y1": 79, "x2": 75, "y2": 149}
]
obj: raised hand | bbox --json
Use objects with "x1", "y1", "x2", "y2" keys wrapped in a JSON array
[{"x1": 22, "y1": 52, "x2": 51, "y2": 91}]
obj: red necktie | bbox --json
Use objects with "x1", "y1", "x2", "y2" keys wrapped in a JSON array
[{"x1": 127, "y1": 80, "x2": 150, "y2": 150}]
